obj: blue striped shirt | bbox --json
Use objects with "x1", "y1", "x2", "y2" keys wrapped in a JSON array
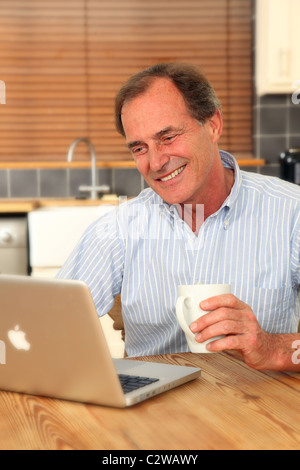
[{"x1": 57, "y1": 151, "x2": 300, "y2": 357}]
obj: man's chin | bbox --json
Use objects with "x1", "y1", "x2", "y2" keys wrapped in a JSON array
[
  {"x1": 144, "y1": 178, "x2": 188, "y2": 204},
  {"x1": 153, "y1": 188, "x2": 185, "y2": 205}
]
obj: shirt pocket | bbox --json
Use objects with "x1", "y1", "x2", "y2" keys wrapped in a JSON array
[{"x1": 236, "y1": 285, "x2": 298, "y2": 334}]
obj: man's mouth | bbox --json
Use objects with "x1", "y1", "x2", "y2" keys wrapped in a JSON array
[{"x1": 156, "y1": 164, "x2": 187, "y2": 182}]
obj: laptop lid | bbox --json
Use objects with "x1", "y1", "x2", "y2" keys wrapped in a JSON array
[{"x1": 0, "y1": 275, "x2": 201, "y2": 408}]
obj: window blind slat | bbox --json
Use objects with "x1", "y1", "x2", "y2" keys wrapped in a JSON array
[{"x1": 0, "y1": 0, "x2": 253, "y2": 162}]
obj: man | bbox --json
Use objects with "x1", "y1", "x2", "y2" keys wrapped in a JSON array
[{"x1": 58, "y1": 63, "x2": 300, "y2": 371}]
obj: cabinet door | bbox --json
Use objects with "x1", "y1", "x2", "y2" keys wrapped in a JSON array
[
  {"x1": 256, "y1": 0, "x2": 300, "y2": 94},
  {"x1": 291, "y1": 0, "x2": 300, "y2": 83},
  {"x1": 267, "y1": 0, "x2": 291, "y2": 87}
]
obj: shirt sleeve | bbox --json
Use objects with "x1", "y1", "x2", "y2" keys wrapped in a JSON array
[{"x1": 56, "y1": 208, "x2": 124, "y2": 317}]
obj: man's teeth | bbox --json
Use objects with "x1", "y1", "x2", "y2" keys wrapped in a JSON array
[{"x1": 160, "y1": 165, "x2": 186, "y2": 182}]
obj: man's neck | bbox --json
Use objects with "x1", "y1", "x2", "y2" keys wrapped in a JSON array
[{"x1": 177, "y1": 164, "x2": 235, "y2": 235}]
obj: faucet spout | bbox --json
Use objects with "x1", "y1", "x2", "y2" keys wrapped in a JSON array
[{"x1": 67, "y1": 138, "x2": 109, "y2": 200}]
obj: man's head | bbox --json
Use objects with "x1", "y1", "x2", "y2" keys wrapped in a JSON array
[{"x1": 115, "y1": 63, "x2": 224, "y2": 206}]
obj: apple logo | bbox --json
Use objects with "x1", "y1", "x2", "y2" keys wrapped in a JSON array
[{"x1": 8, "y1": 325, "x2": 31, "y2": 351}]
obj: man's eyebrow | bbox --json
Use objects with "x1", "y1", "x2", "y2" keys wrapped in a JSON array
[
  {"x1": 126, "y1": 140, "x2": 144, "y2": 150},
  {"x1": 126, "y1": 126, "x2": 183, "y2": 150},
  {"x1": 154, "y1": 126, "x2": 182, "y2": 139}
]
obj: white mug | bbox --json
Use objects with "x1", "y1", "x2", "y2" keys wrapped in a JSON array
[{"x1": 176, "y1": 284, "x2": 231, "y2": 353}]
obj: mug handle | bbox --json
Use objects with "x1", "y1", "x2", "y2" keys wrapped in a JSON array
[{"x1": 176, "y1": 296, "x2": 196, "y2": 342}]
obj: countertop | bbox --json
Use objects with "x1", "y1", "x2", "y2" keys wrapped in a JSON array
[
  {"x1": 0, "y1": 158, "x2": 265, "y2": 170},
  {"x1": 0, "y1": 198, "x2": 120, "y2": 214}
]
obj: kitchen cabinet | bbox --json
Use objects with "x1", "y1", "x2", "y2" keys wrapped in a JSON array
[{"x1": 256, "y1": 0, "x2": 300, "y2": 95}]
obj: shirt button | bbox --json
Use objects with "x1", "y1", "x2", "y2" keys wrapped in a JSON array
[{"x1": 224, "y1": 220, "x2": 229, "y2": 229}]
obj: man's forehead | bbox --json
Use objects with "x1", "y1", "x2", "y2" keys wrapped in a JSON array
[{"x1": 123, "y1": 78, "x2": 186, "y2": 112}]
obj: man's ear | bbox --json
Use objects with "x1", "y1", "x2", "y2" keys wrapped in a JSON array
[{"x1": 207, "y1": 110, "x2": 223, "y2": 143}]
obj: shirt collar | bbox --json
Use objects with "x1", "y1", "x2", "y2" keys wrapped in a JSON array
[{"x1": 218, "y1": 150, "x2": 242, "y2": 211}]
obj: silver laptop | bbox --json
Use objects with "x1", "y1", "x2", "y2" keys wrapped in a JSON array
[{"x1": 0, "y1": 275, "x2": 201, "y2": 408}]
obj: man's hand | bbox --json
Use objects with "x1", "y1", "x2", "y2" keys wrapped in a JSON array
[{"x1": 190, "y1": 294, "x2": 300, "y2": 371}]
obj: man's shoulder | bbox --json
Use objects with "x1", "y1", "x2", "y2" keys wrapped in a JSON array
[{"x1": 240, "y1": 170, "x2": 300, "y2": 205}]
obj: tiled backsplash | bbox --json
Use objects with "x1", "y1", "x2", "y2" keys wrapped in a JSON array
[
  {"x1": 254, "y1": 94, "x2": 300, "y2": 178},
  {"x1": 0, "y1": 168, "x2": 146, "y2": 199}
]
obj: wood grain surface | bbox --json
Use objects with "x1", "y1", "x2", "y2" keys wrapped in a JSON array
[{"x1": 0, "y1": 352, "x2": 299, "y2": 450}]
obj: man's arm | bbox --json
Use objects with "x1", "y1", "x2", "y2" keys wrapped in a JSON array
[{"x1": 190, "y1": 294, "x2": 300, "y2": 372}]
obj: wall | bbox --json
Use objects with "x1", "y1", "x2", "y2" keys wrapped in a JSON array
[
  {"x1": 254, "y1": 94, "x2": 300, "y2": 178},
  {"x1": 0, "y1": 167, "x2": 144, "y2": 198}
]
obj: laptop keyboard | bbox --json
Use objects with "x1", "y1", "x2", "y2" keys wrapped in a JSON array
[{"x1": 118, "y1": 374, "x2": 159, "y2": 394}]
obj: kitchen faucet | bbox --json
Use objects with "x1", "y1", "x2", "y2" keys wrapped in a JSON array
[{"x1": 67, "y1": 138, "x2": 110, "y2": 200}]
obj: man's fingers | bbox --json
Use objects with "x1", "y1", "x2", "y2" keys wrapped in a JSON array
[
  {"x1": 190, "y1": 306, "x2": 242, "y2": 333},
  {"x1": 195, "y1": 319, "x2": 243, "y2": 343},
  {"x1": 200, "y1": 293, "x2": 244, "y2": 311}
]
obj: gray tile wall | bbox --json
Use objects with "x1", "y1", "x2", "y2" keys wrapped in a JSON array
[
  {"x1": 0, "y1": 167, "x2": 146, "y2": 199},
  {"x1": 254, "y1": 94, "x2": 300, "y2": 178}
]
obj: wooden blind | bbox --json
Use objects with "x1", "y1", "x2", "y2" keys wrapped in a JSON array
[{"x1": 0, "y1": 0, "x2": 253, "y2": 163}]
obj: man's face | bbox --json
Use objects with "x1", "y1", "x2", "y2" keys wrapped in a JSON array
[{"x1": 121, "y1": 78, "x2": 222, "y2": 206}]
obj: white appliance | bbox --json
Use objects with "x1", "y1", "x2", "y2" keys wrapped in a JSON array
[
  {"x1": 0, "y1": 216, "x2": 28, "y2": 275},
  {"x1": 28, "y1": 205, "x2": 125, "y2": 358},
  {"x1": 28, "y1": 205, "x2": 114, "y2": 274}
]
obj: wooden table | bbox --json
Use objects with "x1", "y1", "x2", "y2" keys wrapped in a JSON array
[{"x1": 0, "y1": 352, "x2": 299, "y2": 450}]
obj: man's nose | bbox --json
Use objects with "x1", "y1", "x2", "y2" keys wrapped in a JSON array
[{"x1": 148, "y1": 145, "x2": 169, "y2": 172}]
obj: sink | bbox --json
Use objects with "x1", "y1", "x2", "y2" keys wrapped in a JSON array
[{"x1": 28, "y1": 205, "x2": 115, "y2": 268}]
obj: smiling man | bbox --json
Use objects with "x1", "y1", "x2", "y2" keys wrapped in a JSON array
[
  {"x1": 58, "y1": 63, "x2": 300, "y2": 371},
  {"x1": 116, "y1": 65, "x2": 234, "y2": 227}
]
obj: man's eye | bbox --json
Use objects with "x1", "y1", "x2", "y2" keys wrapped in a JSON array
[
  {"x1": 132, "y1": 146, "x2": 146, "y2": 156},
  {"x1": 163, "y1": 135, "x2": 177, "y2": 143}
]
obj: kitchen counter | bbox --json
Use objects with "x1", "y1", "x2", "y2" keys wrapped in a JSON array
[
  {"x1": 0, "y1": 156, "x2": 266, "y2": 214},
  {"x1": 0, "y1": 158, "x2": 265, "y2": 170},
  {"x1": 0, "y1": 200, "x2": 39, "y2": 213},
  {"x1": 0, "y1": 198, "x2": 120, "y2": 214}
]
